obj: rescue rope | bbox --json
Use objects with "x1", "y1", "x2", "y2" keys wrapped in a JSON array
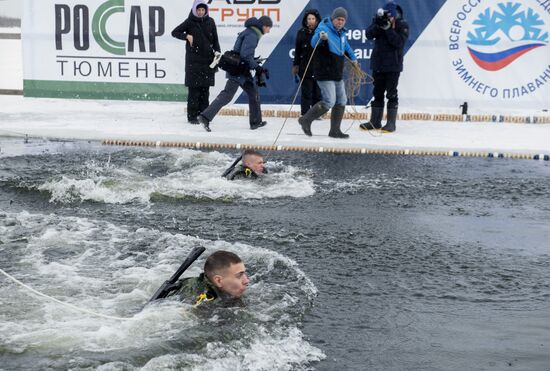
[
  {"x1": 270, "y1": 38, "x2": 322, "y2": 148},
  {"x1": 0, "y1": 267, "x2": 138, "y2": 321}
]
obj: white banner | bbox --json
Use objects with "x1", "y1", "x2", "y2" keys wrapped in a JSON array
[
  {"x1": 21, "y1": 0, "x2": 308, "y2": 100},
  {"x1": 400, "y1": 0, "x2": 550, "y2": 110}
]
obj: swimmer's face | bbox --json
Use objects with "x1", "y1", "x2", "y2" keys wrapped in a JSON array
[
  {"x1": 244, "y1": 155, "x2": 265, "y2": 175},
  {"x1": 212, "y1": 262, "x2": 249, "y2": 299}
]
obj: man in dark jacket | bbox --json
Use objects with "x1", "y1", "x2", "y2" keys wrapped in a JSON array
[
  {"x1": 169, "y1": 250, "x2": 249, "y2": 307},
  {"x1": 172, "y1": 0, "x2": 220, "y2": 125},
  {"x1": 198, "y1": 16, "x2": 273, "y2": 132},
  {"x1": 360, "y1": 1, "x2": 409, "y2": 133},
  {"x1": 298, "y1": 7, "x2": 358, "y2": 139},
  {"x1": 293, "y1": 9, "x2": 322, "y2": 116}
]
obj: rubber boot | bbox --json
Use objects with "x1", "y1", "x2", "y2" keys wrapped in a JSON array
[
  {"x1": 359, "y1": 106, "x2": 383, "y2": 130},
  {"x1": 381, "y1": 108, "x2": 397, "y2": 133},
  {"x1": 328, "y1": 105, "x2": 349, "y2": 139},
  {"x1": 298, "y1": 101, "x2": 330, "y2": 136}
]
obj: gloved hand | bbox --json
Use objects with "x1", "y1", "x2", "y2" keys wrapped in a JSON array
[
  {"x1": 380, "y1": 19, "x2": 391, "y2": 30},
  {"x1": 319, "y1": 31, "x2": 328, "y2": 40},
  {"x1": 292, "y1": 65, "x2": 299, "y2": 76},
  {"x1": 255, "y1": 66, "x2": 269, "y2": 87}
]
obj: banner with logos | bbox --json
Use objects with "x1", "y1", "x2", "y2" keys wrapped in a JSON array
[{"x1": 22, "y1": 0, "x2": 549, "y2": 110}]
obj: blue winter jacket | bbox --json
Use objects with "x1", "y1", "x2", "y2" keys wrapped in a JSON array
[
  {"x1": 229, "y1": 17, "x2": 264, "y2": 84},
  {"x1": 310, "y1": 17, "x2": 357, "y2": 81}
]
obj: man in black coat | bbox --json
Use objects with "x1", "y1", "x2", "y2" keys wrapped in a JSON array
[
  {"x1": 198, "y1": 16, "x2": 273, "y2": 132},
  {"x1": 292, "y1": 9, "x2": 322, "y2": 116},
  {"x1": 360, "y1": 1, "x2": 409, "y2": 132},
  {"x1": 172, "y1": 1, "x2": 220, "y2": 125}
]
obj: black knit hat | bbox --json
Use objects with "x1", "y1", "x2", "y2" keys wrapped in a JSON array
[{"x1": 259, "y1": 16, "x2": 273, "y2": 28}]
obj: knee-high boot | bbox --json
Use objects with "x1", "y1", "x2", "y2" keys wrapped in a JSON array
[{"x1": 328, "y1": 105, "x2": 349, "y2": 139}]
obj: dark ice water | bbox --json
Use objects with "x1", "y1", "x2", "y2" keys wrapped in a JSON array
[{"x1": 1, "y1": 138, "x2": 550, "y2": 370}]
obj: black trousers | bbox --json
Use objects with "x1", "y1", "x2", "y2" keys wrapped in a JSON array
[
  {"x1": 201, "y1": 78, "x2": 262, "y2": 126},
  {"x1": 300, "y1": 77, "x2": 321, "y2": 115},
  {"x1": 371, "y1": 71, "x2": 401, "y2": 110},
  {"x1": 187, "y1": 86, "x2": 210, "y2": 122}
]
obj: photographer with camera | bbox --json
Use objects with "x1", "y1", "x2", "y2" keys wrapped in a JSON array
[
  {"x1": 298, "y1": 7, "x2": 359, "y2": 139},
  {"x1": 360, "y1": 1, "x2": 409, "y2": 133},
  {"x1": 198, "y1": 16, "x2": 273, "y2": 132}
]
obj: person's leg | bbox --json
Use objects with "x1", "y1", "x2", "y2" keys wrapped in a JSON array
[
  {"x1": 300, "y1": 78, "x2": 314, "y2": 115},
  {"x1": 298, "y1": 80, "x2": 334, "y2": 136},
  {"x1": 382, "y1": 72, "x2": 400, "y2": 132},
  {"x1": 329, "y1": 80, "x2": 349, "y2": 138},
  {"x1": 199, "y1": 87, "x2": 210, "y2": 114},
  {"x1": 187, "y1": 87, "x2": 200, "y2": 123},
  {"x1": 241, "y1": 80, "x2": 264, "y2": 129},
  {"x1": 200, "y1": 79, "x2": 239, "y2": 122},
  {"x1": 360, "y1": 71, "x2": 386, "y2": 130}
]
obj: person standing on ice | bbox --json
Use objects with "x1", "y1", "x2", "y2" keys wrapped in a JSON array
[
  {"x1": 359, "y1": 1, "x2": 409, "y2": 133},
  {"x1": 298, "y1": 7, "x2": 358, "y2": 139},
  {"x1": 198, "y1": 16, "x2": 273, "y2": 132},
  {"x1": 172, "y1": 0, "x2": 220, "y2": 125},
  {"x1": 292, "y1": 9, "x2": 322, "y2": 116}
]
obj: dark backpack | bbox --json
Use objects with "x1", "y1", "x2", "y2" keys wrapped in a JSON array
[{"x1": 218, "y1": 50, "x2": 248, "y2": 76}]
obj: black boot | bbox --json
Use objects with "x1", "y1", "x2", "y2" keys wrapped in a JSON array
[
  {"x1": 359, "y1": 106, "x2": 383, "y2": 130},
  {"x1": 328, "y1": 105, "x2": 349, "y2": 139},
  {"x1": 298, "y1": 102, "x2": 330, "y2": 136},
  {"x1": 381, "y1": 108, "x2": 397, "y2": 132},
  {"x1": 197, "y1": 115, "x2": 211, "y2": 132},
  {"x1": 250, "y1": 121, "x2": 267, "y2": 130}
]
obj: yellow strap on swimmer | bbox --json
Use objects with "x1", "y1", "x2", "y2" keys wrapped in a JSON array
[
  {"x1": 194, "y1": 292, "x2": 215, "y2": 308},
  {"x1": 244, "y1": 167, "x2": 252, "y2": 177}
]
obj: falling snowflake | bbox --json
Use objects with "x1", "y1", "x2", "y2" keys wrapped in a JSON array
[{"x1": 467, "y1": 2, "x2": 548, "y2": 46}]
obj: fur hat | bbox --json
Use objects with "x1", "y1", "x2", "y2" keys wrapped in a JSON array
[{"x1": 331, "y1": 7, "x2": 348, "y2": 20}]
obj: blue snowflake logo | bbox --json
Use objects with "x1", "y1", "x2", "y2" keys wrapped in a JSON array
[
  {"x1": 466, "y1": 2, "x2": 548, "y2": 71},
  {"x1": 467, "y1": 2, "x2": 548, "y2": 45}
]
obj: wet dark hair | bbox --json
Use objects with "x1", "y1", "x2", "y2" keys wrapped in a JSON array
[{"x1": 204, "y1": 250, "x2": 242, "y2": 279}]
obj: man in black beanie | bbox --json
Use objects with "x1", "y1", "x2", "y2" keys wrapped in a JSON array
[{"x1": 198, "y1": 16, "x2": 273, "y2": 132}]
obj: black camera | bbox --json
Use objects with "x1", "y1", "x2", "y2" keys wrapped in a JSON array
[
  {"x1": 255, "y1": 67, "x2": 270, "y2": 87},
  {"x1": 375, "y1": 8, "x2": 391, "y2": 27}
]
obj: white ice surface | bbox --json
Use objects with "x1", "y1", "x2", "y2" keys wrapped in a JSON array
[{"x1": 1, "y1": 95, "x2": 550, "y2": 155}]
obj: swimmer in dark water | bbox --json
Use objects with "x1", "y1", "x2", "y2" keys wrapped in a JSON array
[
  {"x1": 223, "y1": 149, "x2": 267, "y2": 180},
  {"x1": 168, "y1": 250, "x2": 249, "y2": 307}
]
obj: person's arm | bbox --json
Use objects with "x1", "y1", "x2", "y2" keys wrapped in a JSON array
[
  {"x1": 344, "y1": 39, "x2": 357, "y2": 61},
  {"x1": 384, "y1": 19, "x2": 409, "y2": 49},
  {"x1": 366, "y1": 18, "x2": 383, "y2": 40},
  {"x1": 240, "y1": 32, "x2": 259, "y2": 70},
  {"x1": 171, "y1": 20, "x2": 188, "y2": 41},
  {"x1": 212, "y1": 21, "x2": 221, "y2": 53},
  {"x1": 311, "y1": 22, "x2": 325, "y2": 48},
  {"x1": 293, "y1": 30, "x2": 302, "y2": 66}
]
